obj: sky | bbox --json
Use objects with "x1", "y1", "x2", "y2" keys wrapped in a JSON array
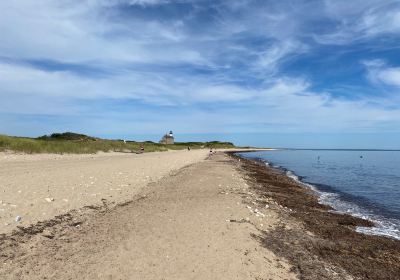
[{"x1": 1, "y1": 0, "x2": 400, "y2": 148}]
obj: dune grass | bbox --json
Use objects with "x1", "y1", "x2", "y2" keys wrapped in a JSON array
[{"x1": 0, "y1": 134, "x2": 236, "y2": 154}]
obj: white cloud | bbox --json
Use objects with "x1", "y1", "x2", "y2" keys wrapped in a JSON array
[
  {"x1": 0, "y1": 62, "x2": 308, "y2": 109},
  {"x1": 315, "y1": 1, "x2": 400, "y2": 44},
  {"x1": 1, "y1": 0, "x2": 400, "y2": 136},
  {"x1": 363, "y1": 59, "x2": 400, "y2": 87},
  {"x1": 379, "y1": 69, "x2": 400, "y2": 87},
  {"x1": 361, "y1": 5, "x2": 400, "y2": 36},
  {"x1": 253, "y1": 40, "x2": 308, "y2": 75},
  {"x1": 2, "y1": 60, "x2": 399, "y2": 135},
  {"x1": 0, "y1": 1, "x2": 206, "y2": 66}
]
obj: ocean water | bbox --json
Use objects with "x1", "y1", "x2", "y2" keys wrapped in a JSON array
[{"x1": 238, "y1": 150, "x2": 400, "y2": 240}]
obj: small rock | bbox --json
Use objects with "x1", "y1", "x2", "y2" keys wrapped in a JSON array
[
  {"x1": 45, "y1": 197, "x2": 54, "y2": 202},
  {"x1": 42, "y1": 229, "x2": 54, "y2": 239},
  {"x1": 15, "y1": 216, "x2": 22, "y2": 222}
]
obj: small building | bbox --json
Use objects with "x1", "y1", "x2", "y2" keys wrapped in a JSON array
[{"x1": 159, "y1": 130, "x2": 174, "y2": 145}]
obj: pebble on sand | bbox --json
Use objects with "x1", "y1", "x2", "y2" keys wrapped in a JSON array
[
  {"x1": 42, "y1": 229, "x2": 54, "y2": 239},
  {"x1": 45, "y1": 197, "x2": 54, "y2": 202}
]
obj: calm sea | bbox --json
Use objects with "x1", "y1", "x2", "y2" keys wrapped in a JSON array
[{"x1": 238, "y1": 150, "x2": 400, "y2": 240}]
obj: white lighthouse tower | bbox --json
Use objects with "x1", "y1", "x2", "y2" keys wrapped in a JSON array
[{"x1": 159, "y1": 130, "x2": 175, "y2": 144}]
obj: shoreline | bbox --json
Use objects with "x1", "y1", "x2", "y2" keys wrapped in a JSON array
[
  {"x1": 238, "y1": 152, "x2": 400, "y2": 241},
  {"x1": 286, "y1": 169, "x2": 400, "y2": 241},
  {"x1": 228, "y1": 151, "x2": 400, "y2": 279},
  {"x1": 1, "y1": 150, "x2": 399, "y2": 279}
]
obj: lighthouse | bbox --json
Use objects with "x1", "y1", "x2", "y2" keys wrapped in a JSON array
[{"x1": 159, "y1": 130, "x2": 175, "y2": 145}]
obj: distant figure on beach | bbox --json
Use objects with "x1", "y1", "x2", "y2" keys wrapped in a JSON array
[
  {"x1": 140, "y1": 144, "x2": 144, "y2": 152},
  {"x1": 187, "y1": 146, "x2": 191, "y2": 151}
]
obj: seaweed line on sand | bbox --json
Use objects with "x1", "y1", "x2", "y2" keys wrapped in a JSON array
[{"x1": 228, "y1": 152, "x2": 400, "y2": 280}]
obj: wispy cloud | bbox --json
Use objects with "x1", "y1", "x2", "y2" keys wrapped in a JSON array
[
  {"x1": 364, "y1": 59, "x2": 400, "y2": 88},
  {"x1": 315, "y1": 0, "x2": 400, "y2": 44},
  {"x1": 1, "y1": 0, "x2": 400, "y2": 138}
]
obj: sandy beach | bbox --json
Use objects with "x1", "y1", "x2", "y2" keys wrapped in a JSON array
[
  {"x1": 0, "y1": 151, "x2": 297, "y2": 279},
  {"x1": 0, "y1": 150, "x2": 399, "y2": 279},
  {"x1": 0, "y1": 150, "x2": 209, "y2": 234}
]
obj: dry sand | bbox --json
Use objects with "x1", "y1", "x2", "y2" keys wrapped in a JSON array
[
  {"x1": 0, "y1": 150, "x2": 209, "y2": 234},
  {"x1": 0, "y1": 152, "x2": 297, "y2": 280}
]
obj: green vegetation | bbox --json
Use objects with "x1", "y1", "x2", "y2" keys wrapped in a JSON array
[
  {"x1": 37, "y1": 132, "x2": 96, "y2": 141},
  {"x1": 0, "y1": 132, "x2": 236, "y2": 154}
]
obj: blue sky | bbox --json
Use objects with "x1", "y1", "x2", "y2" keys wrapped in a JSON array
[{"x1": 1, "y1": 0, "x2": 400, "y2": 148}]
